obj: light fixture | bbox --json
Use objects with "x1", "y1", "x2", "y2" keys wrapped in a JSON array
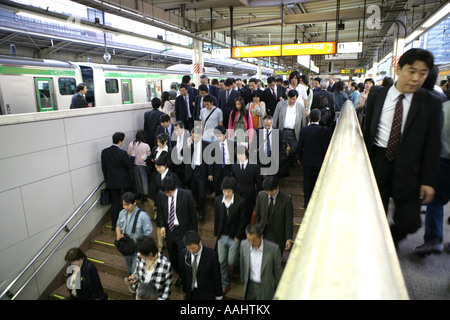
[{"x1": 422, "y1": 3, "x2": 450, "y2": 28}]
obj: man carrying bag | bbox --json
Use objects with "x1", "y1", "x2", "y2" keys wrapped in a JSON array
[{"x1": 115, "y1": 192, "x2": 153, "y2": 275}]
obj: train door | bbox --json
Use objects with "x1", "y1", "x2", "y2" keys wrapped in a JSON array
[
  {"x1": 80, "y1": 66, "x2": 95, "y2": 107},
  {"x1": 121, "y1": 79, "x2": 132, "y2": 104},
  {"x1": 34, "y1": 78, "x2": 56, "y2": 112},
  {"x1": 146, "y1": 79, "x2": 162, "y2": 101}
]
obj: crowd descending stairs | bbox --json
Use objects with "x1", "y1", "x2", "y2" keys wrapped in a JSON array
[{"x1": 46, "y1": 166, "x2": 305, "y2": 300}]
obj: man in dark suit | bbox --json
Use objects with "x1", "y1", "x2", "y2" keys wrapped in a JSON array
[
  {"x1": 231, "y1": 145, "x2": 262, "y2": 226},
  {"x1": 218, "y1": 78, "x2": 241, "y2": 128},
  {"x1": 363, "y1": 48, "x2": 442, "y2": 246},
  {"x1": 200, "y1": 74, "x2": 219, "y2": 98},
  {"x1": 210, "y1": 125, "x2": 237, "y2": 197},
  {"x1": 254, "y1": 176, "x2": 294, "y2": 255},
  {"x1": 101, "y1": 132, "x2": 133, "y2": 229},
  {"x1": 157, "y1": 176, "x2": 197, "y2": 287},
  {"x1": 185, "y1": 129, "x2": 213, "y2": 222},
  {"x1": 144, "y1": 97, "x2": 165, "y2": 149},
  {"x1": 193, "y1": 85, "x2": 218, "y2": 121},
  {"x1": 155, "y1": 113, "x2": 174, "y2": 149},
  {"x1": 175, "y1": 83, "x2": 195, "y2": 132},
  {"x1": 242, "y1": 78, "x2": 263, "y2": 105},
  {"x1": 311, "y1": 78, "x2": 336, "y2": 129},
  {"x1": 262, "y1": 76, "x2": 287, "y2": 116},
  {"x1": 70, "y1": 83, "x2": 91, "y2": 109},
  {"x1": 252, "y1": 115, "x2": 285, "y2": 178},
  {"x1": 297, "y1": 109, "x2": 330, "y2": 209},
  {"x1": 214, "y1": 176, "x2": 247, "y2": 294},
  {"x1": 182, "y1": 230, "x2": 222, "y2": 300}
]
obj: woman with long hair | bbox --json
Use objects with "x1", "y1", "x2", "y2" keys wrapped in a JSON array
[{"x1": 227, "y1": 97, "x2": 254, "y2": 144}]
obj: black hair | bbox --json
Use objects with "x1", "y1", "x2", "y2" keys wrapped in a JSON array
[
  {"x1": 161, "y1": 176, "x2": 177, "y2": 192},
  {"x1": 112, "y1": 132, "x2": 125, "y2": 144},
  {"x1": 198, "y1": 84, "x2": 208, "y2": 92},
  {"x1": 287, "y1": 89, "x2": 299, "y2": 98},
  {"x1": 151, "y1": 97, "x2": 161, "y2": 109},
  {"x1": 134, "y1": 130, "x2": 147, "y2": 144},
  {"x1": 182, "y1": 75, "x2": 191, "y2": 84},
  {"x1": 173, "y1": 120, "x2": 185, "y2": 129},
  {"x1": 156, "y1": 132, "x2": 168, "y2": 144},
  {"x1": 236, "y1": 144, "x2": 249, "y2": 159},
  {"x1": 203, "y1": 94, "x2": 215, "y2": 104},
  {"x1": 221, "y1": 176, "x2": 237, "y2": 192},
  {"x1": 262, "y1": 175, "x2": 279, "y2": 191},
  {"x1": 121, "y1": 192, "x2": 137, "y2": 204},
  {"x1": 381, "y1": 77, "x2": 394, "y2": 87},
  {"x1": 267, "y1": 76, "x2": 276, "y2": 84},
  {"x1": 309, "y1": 109, "x2": 321, "y2": 122},
  {"x1": 64, "y1": 247, "x2": 85, "y2": 262},
  {"x1": 398, "y1": 48, "x2": 434, "y2": 70},
  {"x1": 364, "y1": 78, "x2": 375, "y2": 86},
  {"x1": 179, "y1": 83, "x2": 189, "y2": 91},
  {"x1": 224, "y1": 78, "x2": 234, "y2": 87},
  {"x1": 76, "y1": 83, "x2": 87, "y2": 93},
  {"x1": 214, "y1": 124, "x2": 226, "y2": 135},
  {"x1": 136, "y1": 236, "x2": 158, "y2": 257},
  {"x1": 422, "y1": 65, "x2": 439, "y2": 91},
  {"x1": 159, "y1": 113, "x2": 171, "y2": 123},
  {"x1": 183, "y1": 230, "x2": 202, "y2": 246}
]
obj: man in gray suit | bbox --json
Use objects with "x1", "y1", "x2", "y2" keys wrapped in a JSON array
[
  {"x1": 240, "y1": 224, "x2": 282, "y2": 300},
  {"x1": 272, "y1": 89, "x2": 307, "y2": 168},
  {"x1": 254, "y1": 176, "x2": 294, "y2": 255}
]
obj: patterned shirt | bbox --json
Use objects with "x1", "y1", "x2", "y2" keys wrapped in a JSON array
[{"x1": 132, "y1": 253, "x2": 172, "y2": 300}]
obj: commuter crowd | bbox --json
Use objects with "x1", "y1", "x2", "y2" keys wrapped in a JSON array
[{"x1": 65, "y1": 48, "x2": 450, "y2": 300}]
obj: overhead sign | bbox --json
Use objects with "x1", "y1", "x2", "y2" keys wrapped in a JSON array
[
  {"x1": 340, "y1": 68, "x2": 366, "y2": 74},
  {"x1": 337, "y1": 42, "x2": 363, "y2": 54},
  {"x1": 325, "y1": 53, "x2": 358, "y2": 60},
  {"x1": 232, "y1": 42, "x2": 336, "y2": 58},
  {"x1": 211, "y1": 48, "x2": 231, "y2": 59}
]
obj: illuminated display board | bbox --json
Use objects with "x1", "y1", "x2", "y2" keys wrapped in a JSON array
[{"x1": 232, "y1": 42, "x2": 336, "y2": 58}]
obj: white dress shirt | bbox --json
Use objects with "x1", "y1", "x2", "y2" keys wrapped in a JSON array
[
  {"x1": 193, "y1": 139, "x2": 203, "y2": 166},
  {"x1": 249, "y1": 239, "x2": 264, "y2": 283},
  {"x1": 374, "y1": 84, "x2": 413, "y2": 148},
  {"x1": 167, "y1": 188, "x2": 179, "y2": 227},
  {"x1": 284, "y1": 103, "x2": 297, "y2": 129}
]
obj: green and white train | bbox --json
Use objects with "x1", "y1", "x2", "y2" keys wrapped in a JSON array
[{"x1": 0, "y1": 55, "x2": 242, "y2": 115}]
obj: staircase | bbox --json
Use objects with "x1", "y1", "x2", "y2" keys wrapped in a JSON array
[{"x1": 46, "y1": 166, "x2": 305, "y2": 300}]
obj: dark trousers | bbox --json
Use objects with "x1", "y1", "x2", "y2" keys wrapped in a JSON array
[
  {"x1": 370, "y1": 146, "x2": 422, "y2": 244},
  {"x1": 109, "y1": 188, "x2": 123, "y2": 228},
  {"x1": 302, "y1": 166, "x2": 321, "y2": 209},
  {"x1": 282, "y1": 129, "x2": 298, "y2": 165},
  {"x1": 190, "y1": 166, "x2": 207, "y2": 219},
  {"x1": 166, "y1": 227, "x2": 185, "y2": 279}
]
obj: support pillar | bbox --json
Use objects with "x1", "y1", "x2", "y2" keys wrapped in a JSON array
[{"x1": 192, "y1": 39, "x2": 203, "y2": 87}]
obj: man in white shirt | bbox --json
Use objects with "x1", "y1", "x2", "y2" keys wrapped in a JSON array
[
  {"x1": 272, "y1": 89, "x2": 307, "y2": 169},
  {"x1": 240, "y1": 224, "x2": 282, "y2": 300}
]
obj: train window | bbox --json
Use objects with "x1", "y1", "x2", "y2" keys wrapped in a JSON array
[
  {"x1": 58, "y1": 78, "x2": 76, "y2": 95},
  {"x1": 105, "y1": 79, "x2": 119, "y2": 94}
]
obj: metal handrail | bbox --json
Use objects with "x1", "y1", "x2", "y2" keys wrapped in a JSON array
[
  {"x1": 0, "y1": 181, "x2": 105, "y2": 300},
  {"x1": 274, "y1": 102, "x2": 409, "y2": 300}
]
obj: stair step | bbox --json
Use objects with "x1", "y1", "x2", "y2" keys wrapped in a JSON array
[{"x1": 85, "y1": 248, "x2": 128, "y2": 279}]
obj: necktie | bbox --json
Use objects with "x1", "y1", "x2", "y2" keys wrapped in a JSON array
[
  {"x1": 166, "y1": 127, "x2": 171, "y2": 148},
  {"x1": 272, "y1": 89, "x2": 276, "y2": 100},
  {"x1": 266, "y1": 130, "x2": 271, "y2": 157},
  {"x1": 226, "y1": 90, "x2": 230, "y2": 103},
  {"x1": 191, "y1": 254, "x2": 198, "y2": 291},
  {"x1": 386, "y1": 94, "x2": 405, "y2": 162},
  {"x1": 241, "y1": 163, "x2": 244, "y2": 173},
  {"x1": 168, "y1": 197, "x2": 175, "y2": 232},
  {"x1": 221, "y1": 143, "x2": 226, "y2": 168},
  {"x1": 268, "y1": 196, "x2": 274, "y2": 225}
]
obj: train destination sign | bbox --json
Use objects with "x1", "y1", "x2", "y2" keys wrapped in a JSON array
[{"x1": 232, "y1": 42, "x2": 336, "y2": 58}]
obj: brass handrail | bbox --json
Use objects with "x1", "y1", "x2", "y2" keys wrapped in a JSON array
[{"x1": 274, "y1": 102, "x2": 409, "y2": 300}]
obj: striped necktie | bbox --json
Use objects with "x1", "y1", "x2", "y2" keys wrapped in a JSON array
[
  {"x1": 191, "y1": 254, "x2": 198, "y2": 291},
  {"x1": 386, "y1": 94, "x2": 405, "y2": 162},
  {"x1": 168, "y1": 197, "x2": 175, "y2": 232}
]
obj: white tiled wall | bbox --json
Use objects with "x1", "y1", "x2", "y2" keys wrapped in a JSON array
[{"x1": 0, "y1": 105, "x2": 148, "y2": 299}]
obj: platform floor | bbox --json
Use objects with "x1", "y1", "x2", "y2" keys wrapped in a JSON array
[{"x1": 396, "y1": 202, "x2": 450, "y2": 300}]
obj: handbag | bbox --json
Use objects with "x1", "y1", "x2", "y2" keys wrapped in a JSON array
[
  {"x1": 100, "y1": 189, "x2": 111, "y2": 206},
  {"x1": 114, "y1": 210, "x2": 142, "y2": 256}
]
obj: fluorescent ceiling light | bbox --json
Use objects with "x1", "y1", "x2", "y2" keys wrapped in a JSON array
[
  {"x1": 422, "y1": 3, "x2": 450, "y2": 28},
  {"x1": 404, "y1": 29, "x2": 424, "y2": 44}
]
